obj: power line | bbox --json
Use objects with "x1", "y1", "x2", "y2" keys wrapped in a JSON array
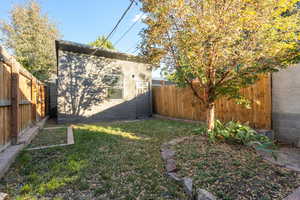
[
  {"x1": 125, "y1": 41, "x2": 139, "y2": 53},
  {"x1": 131, "y1": 47, "x2": 139, "y2": 54},
  {"x1": 99, "y1": 0, "x2": 136, "y2": 48},
  {"x1": 113, "y1": 13, "x2": 145, "y2": 46}
]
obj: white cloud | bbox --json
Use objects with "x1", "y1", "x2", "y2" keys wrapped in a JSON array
[{"x1": 132, "y1": 13, "x2": 146, "y2": 22}]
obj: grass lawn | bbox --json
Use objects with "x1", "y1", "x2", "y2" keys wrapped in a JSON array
[
  {"x1": 175, "y1": 136, "x2": 300, "y2": 200},
  {"x1": 1, "y1": 119, "x2": 299, "y2": 200},
  {"x1": 26, "y1": 128, "x2": 67, "y2": 148},
  {"x1": 0, "y1": 119, "x2": 197, "y2": 200}
]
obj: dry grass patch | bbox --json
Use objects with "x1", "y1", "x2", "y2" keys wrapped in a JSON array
[{"x1": 175, "y1": 136, "x2": 300, "y2": 200}]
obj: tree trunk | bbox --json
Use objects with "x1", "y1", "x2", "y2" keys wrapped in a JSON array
[{"x1": 207, "y1": 102, "x2": 215, "y2": 131}]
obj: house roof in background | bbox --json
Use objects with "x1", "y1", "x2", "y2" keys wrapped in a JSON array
[{"x1": 55, "y1": 40, "x2": 147, "y2": 63}]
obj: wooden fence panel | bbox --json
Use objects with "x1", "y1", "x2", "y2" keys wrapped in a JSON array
[
  {"x1": 36, "y1": 83, "x2": 46, "y2": 120},
  {"x1": 19, "y1": 73, "x2": 32, "y2": 133},
  {"x1": 0, "y1": 46, "x2": 47, "y2": 148},
  {"x1": 152, "y1": 75, "x2": 271, "y2": 129},
  {"x1": 0, "y1": 62, "x2": 12, "y2": 147}
]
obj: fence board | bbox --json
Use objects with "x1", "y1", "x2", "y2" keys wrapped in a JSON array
[
  {"x1": 0, "y1": 46, "x2": 47, "y2": 147},
  {"x1": 152, "y1": 75, "x2": 271, "y2": 129}
]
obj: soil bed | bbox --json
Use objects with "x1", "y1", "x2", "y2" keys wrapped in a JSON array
[
  {"x1": 175, "y1": 136, "x2": 300, "y2": 200},
  {"x1": 27, "y1": 128, "x2": 67, "y2": 148}
]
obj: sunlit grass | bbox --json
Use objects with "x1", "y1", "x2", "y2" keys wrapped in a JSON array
[
  {"x1": 75, "y1": 124, "x2": 147, "y2": 140},
  {"x1": 0, "y1": 119, "x2": 199, "y2": 199}
]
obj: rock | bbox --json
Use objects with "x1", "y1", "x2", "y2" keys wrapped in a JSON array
[
  {"x1": 167, "y1": 172, "x2": 182, "y2": 182},
  {"x1": 256, "y1": 129, "x2": 274, "y2": 140},
  {"x1": 0, "y1": 193, "x2": 9, "y2": 200},
  {"x1": 161, "y1": 149, "x2": 175, "y2": 160},
  {"x1": 196, "y1": 189, "x2": 217, "y2": 200},
  {"x1": 166, "y1": 159, "x2": 177, "y2": 172},
  {"x1": 161, "y1": 143, "x2": 171, "y2": 150},
  {"x1": 168, "y1": 140, "x2": 177, "y2": 146},
  {"x1": 168, "y1": 137, "x2": 187, "y2": 145},
  {"x1": 284, "y1": 186, "x2": 300, "y2": 200},
  {"x1": 182, "y1": 177, "x2": 193, "y2": 197}
]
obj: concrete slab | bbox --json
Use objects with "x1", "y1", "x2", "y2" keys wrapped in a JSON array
[
  {"x1": 18, "y1": 126, "x2": 39, "y2": 145},
  {"x1": 43, "y1": 126, "x2": 65, "y2": 130},
  {"x1": 67, "y1": 126, "x2": 74, "y2": 145},
  {"x1": 0, "y1": 116, "x2": 48, "y2": 179},
  {"x1": 36, "y1": 116, "x2": 49, "y2": 129},
  {"x1": 0, "y1": 144, "x2": 24, "y2": 178},
  {"x1": 258, "y1": 147, "x2": 300, "y2": 172},
  {"x1": 284, "y1": 187, "x2": 300, "y2": 200}
]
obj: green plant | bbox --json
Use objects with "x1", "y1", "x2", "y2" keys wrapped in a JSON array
[
  {"x1": 1, "y1": 0, "x2": 60, "y2": 80},
  {"x1": 195, "y1": 120, "x2": 272, "y2": 145},
  {"x1": 89, "y1": 35, "x2": 115, "y2": 50}
]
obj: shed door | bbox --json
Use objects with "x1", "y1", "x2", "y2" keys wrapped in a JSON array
[{"x1": 135, "y1": 81, "x2": 151, "y2": 119}]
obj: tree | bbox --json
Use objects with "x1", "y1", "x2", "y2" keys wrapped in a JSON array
[
  {"x1": 140, "y1": 0, "x2": 300, "y2": 131},
  {"x1": 0, "y1": 0, "x2": 60, "y2": 81},
  {"x1": 89, "y1": 36, "x2": 116, "y2": 50}
]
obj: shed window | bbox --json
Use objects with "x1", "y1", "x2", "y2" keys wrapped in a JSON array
[{"x1": 105, "y1": 74, "x2": 123, "y2": 99}]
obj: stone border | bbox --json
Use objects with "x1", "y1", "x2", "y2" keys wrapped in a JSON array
[
  {"x1": 43, "y1": 126, "x2": 65, "y2": 130},
  {"x1": 26, "y1": 125, "x2": 74, "y2": 151},
  {"x1": 161, "y1": 136, "x2": 217, "y2": 200},
  {"x1": 0, "y1": 192, "x2": 9, "y2": 200}
]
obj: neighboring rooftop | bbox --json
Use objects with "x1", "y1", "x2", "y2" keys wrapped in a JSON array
[{"x1": 55, "y1": 40, "x2": 146, "y2": 63}]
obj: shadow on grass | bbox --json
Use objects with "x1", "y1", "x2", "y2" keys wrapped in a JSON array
[{"x1": 0, "y1": 119, "x2": 200, "y2": 200}]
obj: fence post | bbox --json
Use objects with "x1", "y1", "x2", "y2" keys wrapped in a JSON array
[
  {"x1": 42, "y1": 85, "x2": 45, "y2": 117},
  {"x1": 31, "y1": 78, "x2": 37, "y2": 123},
  {"x1": 36, "y1": 83, "x2": 40, "y2": 120},
  {"x1": 11, "y1": 67, "x2": 20, "y2": 145},
  {"x1": 44, "y1": 85, "x2": 48, "y2": 116}
]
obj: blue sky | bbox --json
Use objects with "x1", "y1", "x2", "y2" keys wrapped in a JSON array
[
  {"x1": 0, "y1": 0, "x2": 162, "y2": 78},
  {"x1": 0, "y1": 0, "x2": 146, "y2": 54}
]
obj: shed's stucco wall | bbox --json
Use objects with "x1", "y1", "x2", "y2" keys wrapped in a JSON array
[
  {"x1": 57, "y1": 50, "x2": 152, "y2": 123},
  {"x1": 272, "y1": 65, "x2": 300, "y2": 146}
]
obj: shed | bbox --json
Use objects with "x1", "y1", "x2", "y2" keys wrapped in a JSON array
[
  {"x1": 272, "y1": 64, "x2": 300, "y2": 147},
  {"x1": 55, "y1": 40, "x2": 152, "y2": 123}
]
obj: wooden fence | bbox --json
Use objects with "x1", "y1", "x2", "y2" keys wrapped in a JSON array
[
  {"x1": 0, "y1": 46, "x2": 46, "y2": 149},
  {"x1": 152, "y1": 75, "x2": 271, "y2": 129}
]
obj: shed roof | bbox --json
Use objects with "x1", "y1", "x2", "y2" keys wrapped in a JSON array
[{"x1": 55, "y1": 40, "x2": 147, "y2": 63}]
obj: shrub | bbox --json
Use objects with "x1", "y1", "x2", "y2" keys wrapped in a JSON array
[{"x1": 195, "y1": 120, "x2": 272, "y2": 145}]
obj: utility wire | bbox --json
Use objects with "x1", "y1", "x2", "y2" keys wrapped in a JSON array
[
  {"x1": 131, "y1": 47, "x2": 139, "y2": 54},
  {"x1": 113, "y1": 13, "x2": 145, "y2": 46},
  {"x1": 125, "y1": 41, "x2": 140, "y2": 53},
  {"x1": 99, "y1": 0, "x2": 136, "y2": 48}
]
